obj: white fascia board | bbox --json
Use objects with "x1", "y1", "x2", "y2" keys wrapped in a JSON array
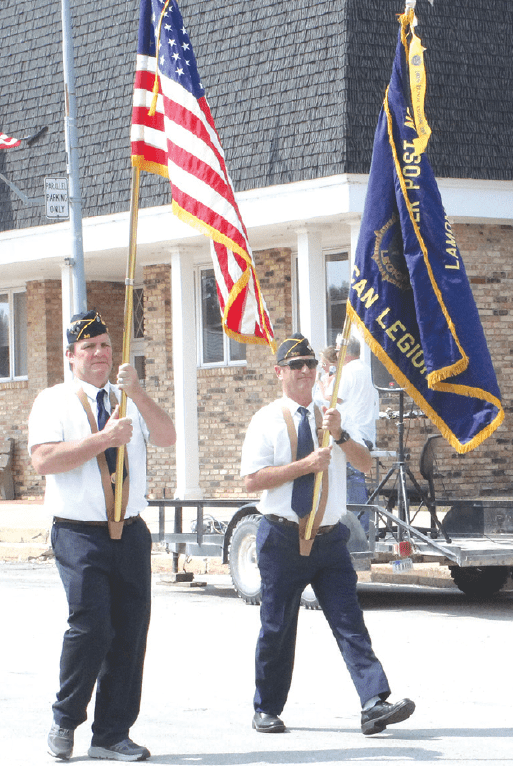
[
  {"x1": 0, "y1": 219, "x2": 74, "y2": 264},
  {"x1": 237, "y1": 174, "x2": 369, "y2": 227},
  {"x1": 437, "y1": 178, "x2": 513, "y2": 223},
  {"x1": 0, "y1": 175, "x2": 511, "y2": 269},
  {"x1": 84, "y1": 204, "x2": 201, "y2": 253},
  {"x1": 0, "y1": 206, "x2": 195, "y2": 264},
  {"x1": 236, "y1": 175, "x2": 513, "y2": 228},
  {"x1": 0, "y1": 175, "x2": 368, "y2": 266}
]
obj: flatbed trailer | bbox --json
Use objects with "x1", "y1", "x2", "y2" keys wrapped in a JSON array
[{"x1": 147, "y1": 496, "x2": 513, "y2": 602}]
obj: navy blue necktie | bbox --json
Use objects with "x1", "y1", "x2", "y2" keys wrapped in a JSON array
[
  {"x1": 291, "y1": 406, "x2": 315, "y2": 518},
  {"x1": 96, "y1": 389, "x2": 117, "y2": 481}
]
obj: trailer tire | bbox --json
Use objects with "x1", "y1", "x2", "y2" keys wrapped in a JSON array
[
  {"x1": 449, "y1": 565, "x2": 509, "y2": 598},
  {"x1": 300, "y1": 585, "x2": 321, "y2": 610},
  {"x1": 228, "y1": 514, "x2": 262, "y2": 604}
]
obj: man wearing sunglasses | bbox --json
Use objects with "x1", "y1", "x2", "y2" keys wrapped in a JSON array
[{"x1": 241, "y1": 333, "x2": 414, "y2": 737}]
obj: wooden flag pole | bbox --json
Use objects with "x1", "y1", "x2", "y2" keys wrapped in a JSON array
[
  {"x1": 113, "y1": 166, "x2": 141, "y2": 523},
  {"x1": 303, "y1": 311, "x2": 352, "y2": 540}
]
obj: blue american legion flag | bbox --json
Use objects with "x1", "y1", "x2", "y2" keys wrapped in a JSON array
[
  {"x1": 348, "y1": 8, "x2": 503, "y2": 453},
  {"x1": 131, "y1": 0, "x2": 276, "y2": 352}
]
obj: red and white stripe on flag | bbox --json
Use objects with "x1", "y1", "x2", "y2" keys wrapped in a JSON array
[
  {"x1": 130, "y1": 0, "x2": 275, "y2": 351},
  {"x1": 0, "y1": 133, "x2": 21, "y2": 149}
]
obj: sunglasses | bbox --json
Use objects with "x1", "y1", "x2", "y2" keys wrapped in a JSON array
[{"x1": 280, "y1": 358, "x2": 318, "y2": 370}]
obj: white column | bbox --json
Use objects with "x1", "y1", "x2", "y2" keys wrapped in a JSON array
[
  {"x1": 349, "y1": 220, "x2": 361, "y2": 274},
  {"x1": 60, "y1": 260, "x2": 74, "y2": 382},
  {"x1": 296, "y1": 227, "x2": 325, "y2": 355},
  {"x1": 171, "y1": 248, "x2": 202, "y2": 499}
]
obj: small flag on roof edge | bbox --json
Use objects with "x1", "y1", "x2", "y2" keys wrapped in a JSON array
[{"x1": 0, "y1": 133, "x2": 21, "y2": 149}]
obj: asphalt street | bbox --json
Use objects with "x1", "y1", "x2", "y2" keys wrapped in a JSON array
[{"x1": 1, "y1": 562, "x2": 513, "y2": 766}]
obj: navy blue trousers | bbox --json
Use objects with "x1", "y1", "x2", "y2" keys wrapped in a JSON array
[
  {"x1": 254, "y1": 516, "x2": 390, "y2": 715},
  {"x1": 347, "y1": 463, "x2": 370, "y2": 532},
  {"x1": 51, "y1": 517, "x2": 152, "y2": 746}
]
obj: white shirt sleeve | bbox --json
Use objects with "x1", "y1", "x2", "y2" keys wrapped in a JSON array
[
  {"x1": 240, "y1": 403, "x2": 292, "y2": 477},
  {"x1": 28, "y1": 385, "x2": 84, "y2": 451}
]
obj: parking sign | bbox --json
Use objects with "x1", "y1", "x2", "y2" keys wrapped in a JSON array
[{"x1": 45, "y1": 177, "x2": 69, "y2": 219}]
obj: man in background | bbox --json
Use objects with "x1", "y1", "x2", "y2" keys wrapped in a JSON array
[{"x1": 336, "y1": 335, "x2": 380, "y2": 530}]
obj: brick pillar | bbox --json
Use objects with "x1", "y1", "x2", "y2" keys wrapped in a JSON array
[{"x1": 143, "y1": 264, "x2": 175, "y2": 498}]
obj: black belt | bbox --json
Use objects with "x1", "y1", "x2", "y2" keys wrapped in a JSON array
[
  {"x1": 266, "y1": 514, "x2": 338, "y2": 536},
  {"x1": 53, "y1": 515, "x2": 139, "y2": 527}
]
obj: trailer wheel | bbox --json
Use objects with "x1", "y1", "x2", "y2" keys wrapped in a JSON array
[
  {"x1": 449, "y1": 565, "x2": 509, "y2": 598},
  {"x1": 300, "y1": 585, "x2": 321, "y2": 610},
  {"x1": 228, "y1": 514, "x2": 262, "y2": 604}
]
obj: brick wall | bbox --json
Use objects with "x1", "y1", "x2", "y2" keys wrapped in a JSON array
[
  {"x1": 373, "y1": 223, "x2": 513, "y2": 499},
  {"x1": 3, "y1": 279, "x2": 126, "y2": 498},
  {"x1": 0, "y1": 380, "x2": 32, "y2": 496},
  {"x1": 142, "y1": 264, "x2": 175, "y2": 499},
  {"x1": 9, "y1": 280, "x2": 62, "y2": 497},
  {"x1": 8, "y1": 279, "x2": 64, "y2": 497}
]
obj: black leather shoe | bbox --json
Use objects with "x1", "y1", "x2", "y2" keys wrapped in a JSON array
[
  {"x1": 361, "y1": 698, "x2": 415, "y2": 735},
  {"x1": 252, "y1": 711, "x2": 286, "y2": 733},
  {"x1": 48, "y1": 722, "x2": 74, "y2": 760}
]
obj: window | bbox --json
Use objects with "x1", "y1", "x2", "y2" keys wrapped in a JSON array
[
  {"x1": 293, "y1": 251, "x2": 350, "y2": 344},
  {"x1": 130, "y1": 287, "x2": 146, "y2": 382},
  {"x1": 325, "y1": 252, "x2": 350, "y2": 345},
  {"x1": 198, "y1": 267, "x2": 246, "y2": 366},
  {"x1": 0, "y1": 289, "x2": 27, "y2": 380}
]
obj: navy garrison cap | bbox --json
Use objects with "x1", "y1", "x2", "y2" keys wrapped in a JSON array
[
  {"x1": 276, "y1": 333, "x2": 315, "y2": 364},
  {"x1": 67, "y1": 310, "x2": 109, "y2": 344}
]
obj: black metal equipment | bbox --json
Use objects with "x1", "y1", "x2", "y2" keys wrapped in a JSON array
[{"x1": 367, "y1": 386, "x2": 451, "y2": 544}]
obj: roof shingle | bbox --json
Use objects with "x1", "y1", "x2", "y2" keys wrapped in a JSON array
[{"x1": 1, "y1": 0, "x2": 511, "y2": 233}]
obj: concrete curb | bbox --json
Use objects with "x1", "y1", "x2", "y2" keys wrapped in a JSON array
[{"x1": 369, "y1": 564, "x2": 456, "y2": 589}]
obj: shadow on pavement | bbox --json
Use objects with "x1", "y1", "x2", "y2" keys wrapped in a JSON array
[
  {"x1": 357, "y1": 581, "x2": 513, "y2": 621},
  {"x1": 134, "y1": 745, "x2": 444, "y2": 764}
]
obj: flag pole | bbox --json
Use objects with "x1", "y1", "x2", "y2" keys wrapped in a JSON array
[
  {"x1": 304, "y1": 310, "x2": 352, "y2": 540},
  {"x1": 60, "y1": 0, "x2": 87, "y2": 316},
  {"x1": 113, "y1": 166, "x2": 141, "y2": 525}
]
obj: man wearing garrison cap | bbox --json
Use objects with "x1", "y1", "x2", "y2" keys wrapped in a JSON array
[
  {"x1": 28, "y1": 309, "x2": 176, "y2": 761},
  {"x1": 241, "y1": 333, "x2": 414, "y2": 736}
]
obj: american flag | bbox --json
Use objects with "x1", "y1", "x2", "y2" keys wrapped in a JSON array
[
  {"x1": 0, "y1": 132, "x2": 21, "y2": 149},
  {"x1": 131, "y1": 0, "x2": 276, "y2": 351}
]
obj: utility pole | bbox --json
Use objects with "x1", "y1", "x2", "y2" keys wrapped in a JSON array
[{"x1": 61, "y1": 0, "x2": 87, "y2": 315}]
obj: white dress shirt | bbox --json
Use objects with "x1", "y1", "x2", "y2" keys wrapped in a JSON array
[
  {"x1": 240, "y1": 395, "x2": 366, "y2": 525},
  {"x1": 322, "y1": 359, "x2": 379, "y2": 447},
  {"x1": 28, "y1": 379, "x2": 150, "y2": 521},
  {"x1": 338, "y1": 359, "x2": 379, "y2": 447}
]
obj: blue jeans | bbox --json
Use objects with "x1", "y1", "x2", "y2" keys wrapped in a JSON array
[{"x1": 347, "y1": 463, "x2": 370, "y2": 532}]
